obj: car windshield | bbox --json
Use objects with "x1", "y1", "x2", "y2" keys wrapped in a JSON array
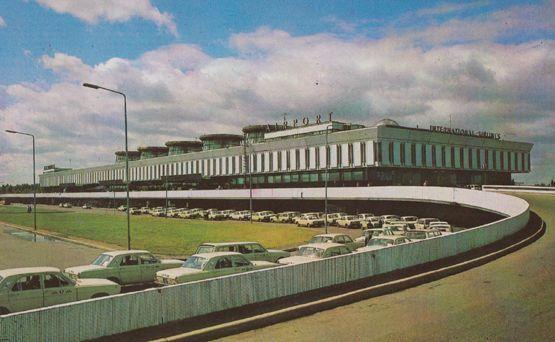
[
  {"x1": 309, "y1": 236, "x2": 332, "y2": 244},
  {"x1": 91, "y1": 254, "x2": 113, "y2": 266},
  {"x1": 182, "y1": 256, "x2": 208, "y2": 270},
  {"x1": 195, "y1": 245, "x2": 215, "y2": 254},
  {"x1": 298, "y1": 247, "x2": 325, "y2": 258},
  {"x1": 368, "y1": 238, "x2": 394, "y2": 247}
]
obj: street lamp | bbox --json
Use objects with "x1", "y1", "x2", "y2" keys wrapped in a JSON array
[
  {"x1": 83, "y1": 82, "x2": 131, "y2": 250},
  {"x1": 5, "y1": 129, "x2": 36, "y2": 232},
  {"x1": 324, "y1": 123, "x2": 333, "y2": 234}
]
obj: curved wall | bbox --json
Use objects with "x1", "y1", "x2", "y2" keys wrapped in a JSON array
[{"x1": 0, "y1": 187, "x2": 530, "y2": 341}]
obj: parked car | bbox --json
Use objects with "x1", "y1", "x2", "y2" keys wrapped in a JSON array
[
  {"x1": 207, "y1": 210, "x2": 227, "y2": 220},
  {"x1": 178, "y1": 208, "x2": 202, "y2": 219},
  {"x1": 230, "y1": 210, "x2": 251, "y2": 220},
  {"x1": 307, "y1": 234, "x2": 363, "y2": 251},
  {"x1": 415, "y1": 218, "x2": 440, "y2": 229},
  {"x1": 278, "y1": 243, "x2": 352, "y2": 265},
  {"x1": 62, "y1": 202, "x2": 72, "y2": 208},
  {"x1": 383, "y1": 222, "x2": 409, "y2": 236},
  {"x1": 336, "y1": 215, "x2": 363, "y2": 229},
  {"x1": 202, "y1": 208, "x2": 219, "y2": 219},
  {"x1": 357, "y1": 213, "x2": 375, "y2": 221},
  {"x1": 296, "y1": 214, "x2": 324, "y2": 227},
  {"x1": 82, "y1": 204, "x2": 92, "y2": 209},
  {"x1": 428, "y1": 222, "x2": 453, "y2": 233},
  {"x1": 405, "y1": 229, "x2": 442, "y2": 240},
  {"x1": 194, "y1": 242, "x2": 289, "y2": 262},
  {"x1": 252, "y1": 211, "x2": 275, "y2": 222},
  {"x1": 117, "y1": 205, "x2": 127, "y2": 212},
  {"x1": 293, "y1": 212, "x2": 323, "y2": 224},
  {"x1": 401, "y1": 216, "x2": 418, "y2": 222},
  {"x1": 151, "y1": 208, "x2": 167, "y2": 217},
  {"x1": 139, "y1": 207, "x2": 150, "y2": 214},
  {"x1": 354, "y1": 228, "x2": 395, "y2": 245},
  {"x1": 155, "y1": 252, "x2": 279, "y2": 286},
  {"x1": 167, "y1": 208, "x2": 184, "y2": 218},
  {"x1": 325, "y1": 212, "x2": 347, "y2": 226},
  {"x1": 357, "y1": 236, "x2": 411, "y2": 252},
  {"x1": 0, "y1": 267, "x2": 120, "y2": 314},
  {"x1": 148, "y1": 207, "x2": 164, "y2": 215},
  {"x1": 58, "y1": 203, "x2": 63, "y2": 207},
  {"x1": 129, "y1": 207, "x2": 141, "y2": 215},
  {"x1": 271, "y1": 211, "x2": 301, "y2": 223},
  {"x1": 380, "y1": 214, "x2": 400, "y2": 224},
  {"x1": 220, "y1": 209, "x2": 236, "y2": 219},
  {"x1": 362, "y1": 216, "x2": 383, "y2": 229},
  {"x1": 65, "y1": 250, "x2": 183, "y2": 286}
]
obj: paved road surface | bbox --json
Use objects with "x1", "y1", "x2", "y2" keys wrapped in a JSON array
[
  {"x1": 222, "y1": 193, "x2": 554, "y2": 341},
  {"x1": 0, "y1": 223, "x2": 102, "y2": 269}
]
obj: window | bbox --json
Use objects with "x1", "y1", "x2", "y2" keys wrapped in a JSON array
[
  {"x1": 460, "y1": 148, "x2": 464, "y2": 168},
  {"x1": 493, "y1": 150, "x2": 497, "y2": 169},
  {"x1": 215, "y1": 257, "x2": 232, "y2": 269},
  {"x1": 315, "y1": 147, "x2": 320, "y2": 169},
  {"x1": 261, "y1": 153, "x2": 265, "y2": 172},
  {"x1": 326, "y1": 145, "x2": 331, "y2": 167},
  {"x1": 232, "y1": 156, "x2": 236, "y2": 173},
  {"x1": 337, "y1": 144, "x2": 342, "y2": 167},
  {"x1": 139, "y1": 254, "x2": 158, "y2": 264},
  {"x1": 252, "y1": 154, "x2": 257, "y2": 172},
  {"x1": 400, "y1": 143, "x2": 405, "y2": 165},
  {"x1": 269, "y1": 153, "x2": 274, "y2": 171},
  {"x1": 500, "y1": 151, "x2": 505, "y2": 170},
  {"x1": 44, "y1": 274, "x2": 71, "y2": 288},
  {"x1": 361, "y1": 142, "x2": 366, "y2": 165},
  {"x1": 508, "y1": 152, "x2": 512, "y2": 170},
  {"x1": 477, "y1": 149, "x2": 481, "y2": 169},
  {"x1": 485, "y1": 150, "x2": 489, "y2": 169},
  {"x1": 305, "y1": 148, "x2": 310, "y2": 169},
  {"x1": 450, "y1": 147, "x2": 455, "y2": 168},
  {"x1": 468, "y1": 148, "x2": 473, "y2": 169},
  {"x1": 411, "y1": 144, "x2": 416, "y2": 165},
  {"x1": 120, "y1": 255, "x2": 139, "y2": 266},
  {"x1": 12, "y1": 275, "x2": 41, "y2": 292},
  {"x1": 295, "y1": 149, "x2": 300, "y2": 170},
  {"x1": 277, "y1": 151, "x2": 282, "y2": 170},
  {"x1": 348, "y1": 143, "x2": 354, "y2": 166},
  {"x1": 238, "y1": 244, "x2": 254, "y2": 254},
  {"x1": 376, "y1": 142, "x2": 382, "y2": 163},
  {"x1": 286, "y1": 150, "x2": 291, "y2": 170},
  {"x1": 389, "y1": 142, "x2": 394, "y2": 164},
  {"x1": 232, "y1": 256, "x2": 250, "y2": 267},
  {"x1": 251, "y1": 244, "x2": 266, "y2": 253},
  {"x1": 431, "y1": 145, "x2": 436, "y2": 167},
  {"x1": 421, "y1": 144, "x2": 427, "y2": 166},
  {"x1": 441, "y1": 146, "x2": 446, "y2": 167}
]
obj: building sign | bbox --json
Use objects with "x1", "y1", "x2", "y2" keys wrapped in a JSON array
[
  {"x1": 269, "y1": 112, "x2": 333, "y2": 131},
  {"x1": 43, "y1": 164, "x2": 56, "y2": 171},
  {"x1": 429, "y1": 125, "x2": 501, "y2": 140}
]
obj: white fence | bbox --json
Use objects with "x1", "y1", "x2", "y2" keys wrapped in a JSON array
[
  {"x1": 0, "y1": 187, "x2": 530, "y2": 341},
  {"x1": 483, "y1": 184, "x2": 555, "y2": 195}
]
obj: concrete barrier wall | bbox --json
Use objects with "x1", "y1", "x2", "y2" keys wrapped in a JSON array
[
  {"x1": 483, "y1": 185, "x2": 555, "y2": 195},
  {"x1": 0, "y1": 188, "x2": 530, "y2": 341}
]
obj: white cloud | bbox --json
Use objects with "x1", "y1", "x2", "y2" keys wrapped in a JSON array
[
  {"x1": 0, "y1": 16, "x2": 6, "y2": 27},
  {"x1": 1, "y1": 4, "x2": 554, "y2": 185},
  {"x1": 35, "y1": 0, "x2": 177, "y2": 36}
]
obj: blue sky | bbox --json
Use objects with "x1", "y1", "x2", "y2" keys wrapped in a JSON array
[{"x1": 0, "y1": 0, "x2": 553, "y2": 185}]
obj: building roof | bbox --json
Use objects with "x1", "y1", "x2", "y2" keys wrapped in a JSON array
[
  {"x1": 165, "y1": 140, "x2": 202, "y2": 147},
  {"x1": 242, "y1": 124, "x2": 285, "y2": 134},
  {"x1": 198, "y1": 134, "x2": 243, "y2": 141},
  {"x1": 0, "y1": 267, "x2": 61, "y2": 278},
  {"x1": 115, "y1": 151, "x2": 140, "y2": 156},
  {"x1": 137, "y1": 146, "x2": 169, "y2": 152},
  {"x1": 374, "y1": 118, "x2": 400, "y2": 127}
]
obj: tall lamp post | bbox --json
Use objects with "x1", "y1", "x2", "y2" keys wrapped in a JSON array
[
  {"x1": 83, "y1": 82, "x2": 131, "y2": 250},
  {"x1": 5, "y1": 130, "x2": 36, "y2": 232},
  {"x1": 324, "y1": 123, "x2": 333, "y2": 234}
]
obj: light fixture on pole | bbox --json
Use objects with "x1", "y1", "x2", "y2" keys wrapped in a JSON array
[
  {"x1": 83, "y1": 82, "x2": 131, "y2": 250},
  {"x1": 5, "y1": 129, "x2": 37, "y2": 232}
]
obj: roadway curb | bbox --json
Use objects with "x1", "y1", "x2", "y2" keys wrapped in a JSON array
[{"x1": 149, "y1": 213, "x2": 546, "y2": 342}]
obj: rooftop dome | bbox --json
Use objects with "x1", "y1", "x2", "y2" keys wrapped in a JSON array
[{"x1": 374, "y1": 118, "x2": 400, "y2": 127}]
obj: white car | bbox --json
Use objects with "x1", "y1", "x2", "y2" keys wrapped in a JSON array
[
  {"x1": 428, "y1": 222, "x2": 453, "y2": 233},
  {"x1": 230, "y1": 210, "x2": 251, "y2": 220},
  {"x1": 415, "y1": 218, "x2": 440, "y2": 229},
  {"x1": 82, "y1": 204, "x2": 92, "y2": 209},
  {"x1": 355, "y1": 228, "x2": 395, "y2": 245},
  {"x1": 252, "y1": 211, "x2": 275, "y2": 222},
  {"x1": 357, "y1": 236, "x2": 411, "y2": 252},
  {"x1": 405, "y1": 229, "x2": 443, "y2": 240},
  {"x1": 0, "y1": 267, "x2": 120, "y2": 314},
  {"x1": 308, "y1": 234, "x2": 363, "y2": 251},
  {"x1": 278, "y1": 243, "x2": 352, "y2": 265},
  {"x1": 117, "y1": 205, "x2": 127, "y2": 212}
]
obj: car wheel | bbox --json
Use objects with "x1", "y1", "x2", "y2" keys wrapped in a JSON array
[
  {"x1": 107, "y1": 277, "x2": 121, "y2": 285},
  {"x1": 91, "y1": 293, "x2": 109, "y2": 299},
  {"x1": 0, "y1": 307, "x2": 9, "y2": 315}
]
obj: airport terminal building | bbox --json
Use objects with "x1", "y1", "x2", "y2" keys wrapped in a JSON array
[{"x1": 39, "y1": 118, "x2": 533, "y2": 192}]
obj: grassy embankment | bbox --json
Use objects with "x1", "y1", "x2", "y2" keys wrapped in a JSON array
[{"x1": 0, "y1": 206, "x2": 317, "y2": 256}]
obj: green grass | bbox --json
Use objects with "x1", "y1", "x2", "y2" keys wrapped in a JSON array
[{"x1": 0, "y1": 206, "x2": 317, "y2": 256}]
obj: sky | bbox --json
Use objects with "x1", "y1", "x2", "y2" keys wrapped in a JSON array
[{"x1": 0, "y1": 0, "x2": 553, "y2": 185}]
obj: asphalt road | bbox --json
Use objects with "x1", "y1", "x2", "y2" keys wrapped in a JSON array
[
  {"x1": 221, "y1": 193, "x2": 555, "y2": 341},
  {"x1": 0, "y1": 223, "x2": 102, "y2": 269}
]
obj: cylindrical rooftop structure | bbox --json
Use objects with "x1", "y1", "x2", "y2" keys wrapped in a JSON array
[
  {"x1": 137, "y1": 146, "x2": 169, "y2": 160},
  {"x1": 242, "y1": 124, "x2": 285, "y2": 143},
  {"x1": 199, "y1": 134, "x2": 243, "y2": 151},
  {"x1": 115, "y1": 151, "x2": 140, "y2": 163},
  {"x1": 165, "y1": 140, "x2": 203, "y2": 155}
]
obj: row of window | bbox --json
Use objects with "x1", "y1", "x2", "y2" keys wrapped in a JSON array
[{"x1": 40, "y1": 140, "x2": 530, "y2": 187}]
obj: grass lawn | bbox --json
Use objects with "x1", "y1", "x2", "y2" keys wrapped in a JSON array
[{"x1": 0, "y1": 205, "x2": 317, "y2": 256}]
